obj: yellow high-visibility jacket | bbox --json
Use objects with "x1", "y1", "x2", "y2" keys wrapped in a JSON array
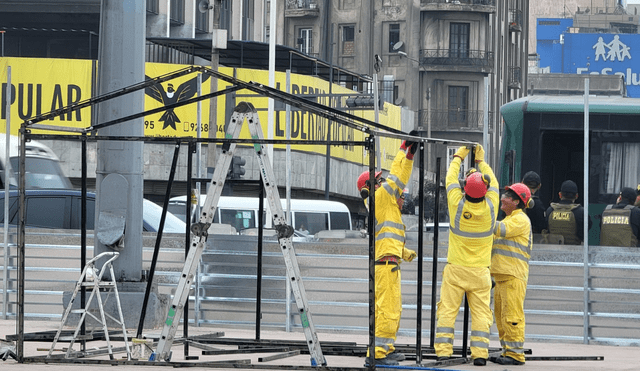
[
  {"x1": 491, "y1": 208, "x2": 533, "y2": 282},
  {"x1": 445, "y1": 158, "x2": 499, "y2": 267},
  {"x1": 365, "y1": 150, "x2": 413, "y2": 260}
]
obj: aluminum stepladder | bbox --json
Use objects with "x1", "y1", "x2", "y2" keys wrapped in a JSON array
[
  {"x1": 153, "y1": 101, "x2": 326, "y2": 366},
  {"x1": 48, "y1": 252, "x2": 131, "y2": 360}
]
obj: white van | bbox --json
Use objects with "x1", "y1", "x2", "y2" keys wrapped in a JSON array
[
  {"x1": 168, "y1": 195, "x2": 353, "y2": 235},
  {"x1": 0, "y1": 134, "x2": 72, "y2": 189}
]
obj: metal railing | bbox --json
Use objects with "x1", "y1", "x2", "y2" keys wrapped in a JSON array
[
  {"x1": 419, "y1": 109, "x2": 492, "y2": 131},
  {"x1": 421, "y1": 0, "x2": 496, "y2": 6},
  {"x1": 509, "y1": 66, "x2": 522, "y2": 89},
  {"x1": 286, "y1": 0, "x2": 319, "y2": 9},
  {"x1": 419, "y1": 49, "x2": 493, "y2": 68},
  {"x1": 3, "y1": 233, "x2": 640, "y2": 347},
  {"x1": 510, "y1": 8, "x2": 523, "y2": 31}
]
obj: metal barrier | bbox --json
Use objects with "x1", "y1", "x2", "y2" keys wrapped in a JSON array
[{"x1": 2, "y1": 233, "x2": 640, "y2": 346}]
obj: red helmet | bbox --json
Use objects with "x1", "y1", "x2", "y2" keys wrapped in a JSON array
[
  {"x1": 464, "y1": 171, "x2": 489, "y2": 198},
  {"x1": 506, "y1": 182, "x2": 532, "y2": 208},
  {"x1": 357, "y1": 170, "x2": 382, "y2": 192}
]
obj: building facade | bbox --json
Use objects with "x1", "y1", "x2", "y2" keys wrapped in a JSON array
[{"x1": 279, "y1": 0, "x2": 528, "y2": 170}]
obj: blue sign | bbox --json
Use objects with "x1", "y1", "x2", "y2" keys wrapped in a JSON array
[{"x1": 558, "y1": 33, "x2": 640, "y2": 97}]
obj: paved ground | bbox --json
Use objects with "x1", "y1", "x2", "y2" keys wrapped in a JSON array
[{"x1": 0, "y1": 319, "x2": 638, "y2": 370}]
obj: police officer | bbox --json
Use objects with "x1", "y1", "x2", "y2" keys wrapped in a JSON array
[
  {"x1": 600, "y1": 187, "x2": 640, "y2": 247},
  {"x1": 545, "y1": 180, "x2": 590, "y2": 245},
  {"x1": 521, "y1": 171, "x2": 547, "y2": 234}
]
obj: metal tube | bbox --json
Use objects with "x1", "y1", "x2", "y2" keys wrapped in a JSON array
[
  {"x1": 367, "y1": 135, "x2": 376, "y2": 370},
  {"x1": 3, "y1": 65, "x2": 10, "y2": 320},
  {"x1": 257, "y1": 176, "x2": 265, "y2": 339},
  {"x1": 583, "y1": 78, "x2": 590, "y2": 344},
  {"x1": 136, "y1": 143, "x2": 181, "y2": 338},
  {"x1": 184, "y1": 141, "x2": 193, "y2": 357},
  {"x1": 430, "y1": 157, "x2": 441, "y2": 347},
  {"x1": 17, "y1": 125, "x2": 26, "y2": 362},
  {"x1": 80, "y1": 134, "x2": 87, "y2": 352},
  {"x1": 416, "y1": 143, "x2": 425, "y2": 363}
]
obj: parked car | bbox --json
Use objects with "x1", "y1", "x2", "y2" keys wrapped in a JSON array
[
  {"x1": 0, "y1": 134, "x2": 72, "y2": 189},
  {"x1": 0, "y1": 189, "x2": 185, "y2": 233}
]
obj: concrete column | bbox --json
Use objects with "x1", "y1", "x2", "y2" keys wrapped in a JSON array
[{"x1": 95, "y1": 0, "x2": 146, "y2": 282}]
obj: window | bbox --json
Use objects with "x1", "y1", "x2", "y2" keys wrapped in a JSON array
[
  {"x1": 448, "y1": 86, "x2": 468, "y2": 125},
  {"x1": 71, "y1": 197, "x2": 95, "y2": 230},
  {"x1": 242, "y1": 0, "x2": 255, "y2": 40},
  {"x1": 299, "y1": 28, "x2": 313, "y2": 54},
  {"x1": 602, "y1": 142, "x2": 640, "y2": 194},
  {"x1": 388, "y1": 24, "x2": 400, "y2": 52},
  {"x1": 220, "y1": 209, "x2": 256, "y2": 231},
  {"x1": 342, "y1": 25, "x2": 355, "y2": 56},
  {"x1": 220, "y1": 0, "x2": 232, "y2": 37},
  {"x1": 26, "y1": 196, "x2": 69, "y2": 229},
  {"x1": 450, "y1": 23, "x2": 470, "y2": 58},
  {"x1": 295, "y1": 212, "x2": 328, "y2": 235},
  {"x1": 330, "y1": 212, "x2": 351, "y2": 230}
]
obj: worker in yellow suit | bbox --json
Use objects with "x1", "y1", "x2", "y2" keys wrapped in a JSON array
[
  {"x1": 357, "y1": 131, "x2": 418, "y2": 366},
  {"x1": 490, "y1": 182, "x2": 533, "y2": 366},
  {"x1": 435, "y1": 144, "x2": 498, "y2": 366}
]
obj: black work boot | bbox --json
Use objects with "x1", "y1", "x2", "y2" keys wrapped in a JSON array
[
  {"x1": 364, "y1": 357, "x2": 399, "y2": 367},
  {"x1": 494, "y1": 355, "x2": 524, "y2": 365},
  {"x1": 386, "y1": 351, "x2": 405, "y2": 362},
  {"x1": 473, "y1": 358, "x2": 487, "y2": 366}
]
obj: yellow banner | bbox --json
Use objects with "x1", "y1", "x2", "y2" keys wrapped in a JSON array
[
  {"x1": 1, "y1": 58, "x2": 402, "y2": 168},
  {"x1": 0, "y1": 57, "x2": 93, "y2": 135}
]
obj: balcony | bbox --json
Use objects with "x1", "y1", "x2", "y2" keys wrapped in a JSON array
[
  {"x1": 508, "y1": 66, "x2": 522, "y2": 89},
  {"x1": 421, "y1": 0, "x2": 496, "y2": 13},
  {"x1": 285, "y1": 0, "x2": 320, "y2": 18},
  {"x1": 419, "y1": 49, "x2": 493, "y2": 72},
  {"x1": 509, "y1": 9, "x2": 523, "y2": 32},
  {"x1": 419, "y1": 109, "x2": 493, "y2": 132}
]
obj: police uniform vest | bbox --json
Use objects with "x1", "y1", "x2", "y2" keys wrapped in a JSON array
[
  {"x1": 600, "y1": 205, "x2": 638, "y2": 247},
  {"x1": 548, "y1": 203, "x2": 581, "y2": 245}
]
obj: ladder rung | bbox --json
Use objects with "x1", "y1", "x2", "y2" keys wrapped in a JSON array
[
  {"x1": 81, "y1": 282, "x2": 116, "y2": 287},
  {"x1": 60, "y1": 334, "x2": 93, "y2": 341}
]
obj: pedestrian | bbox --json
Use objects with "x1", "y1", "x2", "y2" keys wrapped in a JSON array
[
  {"x1": 600, "y1": 187, "x2": 640, "y2": 247},
  {"x1": 545, "y1": 180, "x2": 590, "y2": 245},
  {"x1": 357, "y1": 131, "x2": 418, "y2": 366},
  {"x1": 521, "y1": 171, "x2": 547, "y2": 234},
  {"x1": 435, "y1": 144, "x2": 498, "y2": 367},
  {"x1": 490, "y1": 183, "x2": 533, "y2": 366}
]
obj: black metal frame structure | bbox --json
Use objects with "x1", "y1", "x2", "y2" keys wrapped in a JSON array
[{"x1": 12, "y1": 65, "x2": 474, "y2": 369}]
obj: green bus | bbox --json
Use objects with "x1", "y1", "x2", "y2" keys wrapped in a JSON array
[{"x1": 499, "y1": 94, "x2": 640, "y2": 245}]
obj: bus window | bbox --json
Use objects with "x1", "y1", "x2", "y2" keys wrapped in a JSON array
[
  {"x1": 220, "y1": 209, "x2": 256, "y2": 231},
  {"x1": 295, "y1": 212, "x2": 328, "y2": 235},
  {"x1": 330, "y1": 211, "x2": 351, "y2": 230}
]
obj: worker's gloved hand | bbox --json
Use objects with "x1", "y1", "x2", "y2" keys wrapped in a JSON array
[
  {"x1": 400, "y1": 130, "x2": 420, "y2": 160},
  {"x1": 474, "y1": 144, "x2": 485, "y2": 163},
  {"x1": 402, "y1": 248, "x2": 417, "y2": 262},
  {"x1": 454, "y1": 146, "x2": 470, "y2": 159}
]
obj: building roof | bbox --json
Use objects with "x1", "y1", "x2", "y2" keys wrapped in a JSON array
[{"x1": 146, "y1": 38, "x2": 372, "y2": 87}]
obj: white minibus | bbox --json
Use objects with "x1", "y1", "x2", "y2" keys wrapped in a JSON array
[{"x1": 168, "y1": 195, "x2": 352, "y2": 235}]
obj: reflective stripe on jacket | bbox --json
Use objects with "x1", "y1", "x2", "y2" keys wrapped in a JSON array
[
  {"x1": 491, "y1": 209, "x2": 533, "y2": 282},
  {"x1": 372, "y1": 150, "x2": 413, "y2": 260},
  {"x1": 445, "y1": 158, "x2": 499, "y2": 268}
]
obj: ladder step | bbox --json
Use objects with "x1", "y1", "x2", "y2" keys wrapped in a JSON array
[
  {"x1": 60, "y1": 334, "x2": 93, "y2": 341},
  {"x1": 81, "y1": 282, "x2": 116, "y2": 287}
]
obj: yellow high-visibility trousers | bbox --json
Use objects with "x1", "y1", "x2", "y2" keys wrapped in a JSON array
[
  {"x1": 435, "y1": 264, "x2": 493, "y2": 360},
  {"x1": 493, "y1": 273, "x2": 526, "y2": 363},
  {"x1": 369, "y1": 262, "x2": 401, "y2": 359}
]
